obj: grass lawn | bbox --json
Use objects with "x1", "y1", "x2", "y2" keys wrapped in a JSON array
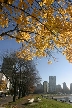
[{"x1": 3, "y1": 94, "x2": 72, "y2": 108}]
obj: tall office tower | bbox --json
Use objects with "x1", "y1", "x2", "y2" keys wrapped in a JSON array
[
  {"x1": 56, "y1": 84, "x2": 62, "y2": 93},
  {"x1": 43, "y1": 81, "x2": 49, "y2": 94},
  {"x1": 63, "y1": 82, "x2": 67, "y2": 90},
  {"x1": 63, "y1": 82, "x2": 69, "y2": 93},
  {"x1": 49, "y1": 76, "x2": 56, "y2": 93},
  {"x1": 70, "y1": 83, "x2": 72, "y2": 93}
]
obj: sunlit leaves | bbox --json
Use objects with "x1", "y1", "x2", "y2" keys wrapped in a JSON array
[
  {"x1": 0, "y1": 13, "x2": 8, "y2": 27},
  {"x1": 0, "y1": 0, "x2": 72, "y2": 63},
  {"x1": 0, "y1": 80, "x2": 6, "y2": 90},
  {"x1": 27, "y1": 0, "x2": 34, "y2": 5},
  {"x1": 16, "y1": 32, "x2": 30, "y2": 43},
  {"x1": 43, "y1": 0, "x2": 54, "y2": 6},
  {"x1": 8, "y1": 0, "x2": 13, "y2": 4},
  {"x1": 0, "y1": 36, "x2": 3, "y2": 40},
  {"x1": 17, "y1": 49, "x2": 33, "y2": 61},
  {"x1": 48, "y1": 60, "x2": 52, "y2": 64}
]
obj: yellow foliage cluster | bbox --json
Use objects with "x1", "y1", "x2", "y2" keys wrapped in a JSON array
[
  {"x1": 39, "y1": 0, "x2": 54, "y2": 6},
  {"x1": 0, "y1": 0, "x2": 72, "y2": 63},
  {"x1": 16, "y1": 32, "x2": 30, "y2": 43},
  {"x1": 0, "y1": 12, "x2": 8, "y2": 27},
  {"x1": 0, "y1": 80, "x2": 6, "y2": 91}
]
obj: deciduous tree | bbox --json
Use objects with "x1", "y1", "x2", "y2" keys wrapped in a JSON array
[
  {"x1": 1, "y1": 51, "x2": 41, "y2": 100},
  {"x1": 0, "y1": 0, "x2": 72, "y2": 63}
]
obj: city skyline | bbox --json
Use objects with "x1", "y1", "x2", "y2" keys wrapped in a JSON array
[
  {"x1": 36, "y1": 57, "x2": 72, "y2": 89},
  {"x1": 37, "y1": 77, "x2": 71, "y2": 94},
  {"x1": 41, "y1": 76, "x2": 72, "y2": 89},
  {"x1": 40, "y1": 77, "x2": 72, "y2": 90},
  {"x1": 0, "y1": 39, "x2": 72, "y2": 89}
]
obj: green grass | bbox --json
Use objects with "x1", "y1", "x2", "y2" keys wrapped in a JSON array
[
  {"x1": 3, "y1": 94, "x2": 72, "y2": 108},
  {"x1": 25, "y1": 99, "x2": 72, "y2": 108}
]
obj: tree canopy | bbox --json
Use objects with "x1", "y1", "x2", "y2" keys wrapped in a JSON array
[
  {"x1": 0, "y1": 0, "x2": 72, "y2": 63},
  {"x1": 1, "y1": 51, "x2": 41, "y2": 95}
]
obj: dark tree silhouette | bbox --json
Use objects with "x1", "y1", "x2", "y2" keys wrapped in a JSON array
[{"x1": 1, "y1": 51, "x2": 41, "y2": 101}]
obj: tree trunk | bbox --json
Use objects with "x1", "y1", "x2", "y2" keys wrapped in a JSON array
[
  {"x1": 22, "y1": 86, "x2": 25, "y2": 97},
  {"x1": 18, "y1": 83, "x2": 21, "y2": 99},
  {"x1": 18, "y1": 65, "x2": 22, "y2": 99},
  {"x1": 13, "y1": 79, "x2": 16, "y2": 102}
]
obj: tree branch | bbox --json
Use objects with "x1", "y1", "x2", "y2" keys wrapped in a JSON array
[{"x1": 3, "y1": 2, "x2": 58, "y2": 37}]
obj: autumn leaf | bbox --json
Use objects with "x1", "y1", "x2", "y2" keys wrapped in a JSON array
[
  {"x1": 48, "y1": 60, "x2": 52, "y2": 64},
  {"x1": 0, "y1": 0, "x2": 72, "y2": 63}
]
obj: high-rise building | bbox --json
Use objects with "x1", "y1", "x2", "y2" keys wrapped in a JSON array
[
  {"x1": 56, "y1": 84, "x2": 62, "y2": 93},
  {"x1": 70, "y1": 83, "x2": 72, "y2": 93},
  {"x1": 63, "y1": 82, "x2": 67, "y2": 90},
  {"x1": 43, "y1": 81, "x2": 49, "y2": 94},
  {"x1": 49, "y1": 76, "x2": 56, "y2": 93},
  {"x1": 63, "y1": 82, "x2": 69, "y2": 93}
]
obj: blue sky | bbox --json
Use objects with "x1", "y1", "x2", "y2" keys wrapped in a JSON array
[
  {"x1": 0, "y1": 39, "x2": 72, "y2": 89},
  {"x1": 36, "y1": 55, "x2": 72, "y2": 89}
]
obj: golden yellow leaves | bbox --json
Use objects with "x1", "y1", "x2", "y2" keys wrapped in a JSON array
[
  {"x1": 16, "y1": 32, "x2": 30, "y2": 43},
  {"x1": 18, "y1": 1, "x2": 24, "y2": 8},
  {"x1": 15, "y1": 15, "x2": 25, "y2": 24},
  {"x1": 42, "y1": 5, "x2": 72, "y2": 58},
  {"x1": 1, "y1": 19, "x2": 8, "y2": 28},
  {"x1": 0, "y1": 36, "x2": 3, "y2": 40},
  {"x1": 0, "y1": 80, "x2": 6, "y2": 91},
  {"x1": 42, "y1": 0, "x2": 54, "y2": 6},
  {"x1": 17, "y1": 48, "x2": 47, "y2": 61},
  {"x1": 17, "y1": 48, "x2": 33, "y2": 61},
  {"x1": 21, "y1": 32, "x2": 30, "y2": 40},
  {"x1": 62, "y1": 46, "x2": 72, "y2": 63},
  {"x1": 0, "y1": 0, "x2": 72, "y2": 64},
  {"x1": 18, "y1": 0, "x2": 34, "y2": 10},
  {"x1": 14, "y1": 13, "x2": 28, "y2": 26},
  {"x1": 66, "y1": 6, "x2": 72, "y2": 21},
  {"x1": 8, "y1": 0, "x2": 13, "y2": 4},
  {"x1": 0, "y1": 14, "x2": 8, "y2": 28},
  {"x1": 62, "y1": 51, "x2": 66, "y2": 55},
  {"x1": 35, "y1": 50, "x2": 46, "y2": 57},
  {"x1": 48, "y1": 60, "x2": 52, "y2": 64},
  {"x1": 59, "y1": 31, "x2": 72, "y2": 47},
  {"x1": 39, "y1": 0, "x2": 54, "y2": 11},
  {"x1": 27, "y1": 0, "x2": 34, "y2": 5},
  {"x1": 35, "y1": 38, "x2": 47, "y2": 51}
]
